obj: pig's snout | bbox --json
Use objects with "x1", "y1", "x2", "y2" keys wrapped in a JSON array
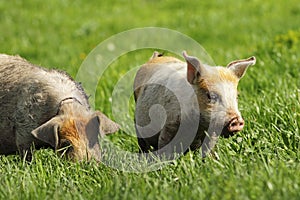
[
  {"x1": 228, "y1": 117, "x2": 244, "y2": 133},
  {"x1": 221, "y1": 117, "x2": 244, "y2": 138}
]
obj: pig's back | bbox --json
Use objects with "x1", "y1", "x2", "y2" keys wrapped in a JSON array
[{"x1": 0, "y1": 54, "x2": 89, "y2": 110}]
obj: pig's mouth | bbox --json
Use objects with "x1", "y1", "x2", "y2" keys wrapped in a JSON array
[{"x1": 220, "y1": 127, "x2": 237, "y2": 138}]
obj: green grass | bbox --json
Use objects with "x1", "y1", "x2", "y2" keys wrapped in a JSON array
[{"x1": 0, "y1": 0, "x2": 300, "y2": 199}]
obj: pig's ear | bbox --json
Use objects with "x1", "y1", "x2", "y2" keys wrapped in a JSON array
[
  {"x1": 31, "y1": 117, "x2": 62, "y2": 149},
  {"x1": 95, "y1": 111, "x2": 120, "y2": 136},
  {"x1": 84, "y1": 116, "x2": 101, "y2": 150},
  {"x1": 182, "y1": 51, "x2": 204, "y2": 84},
  {"x1": 227, "y1": 56, "x2": 256, "y2": 79},
  {"x1": 150, "y1": 51, "x2": 163, "y2": 59}
]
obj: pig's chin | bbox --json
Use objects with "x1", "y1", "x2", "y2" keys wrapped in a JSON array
[{"x1": 220, "y1": 127, "x2": 237, "y2": 138}]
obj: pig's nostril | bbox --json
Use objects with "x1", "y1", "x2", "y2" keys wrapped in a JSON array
[{"x1": 231, "y1": 122, "x2": 237, "y2": 127}]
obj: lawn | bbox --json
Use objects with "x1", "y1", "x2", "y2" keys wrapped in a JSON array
[{"x1": 0, "y1": 0, "x2": 300, "y2": 199}]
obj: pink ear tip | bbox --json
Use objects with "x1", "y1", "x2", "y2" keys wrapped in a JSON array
[
  {"x1": 249, "y1": 56, "x2": 255, "y2": 60},
  {"x1": 249, "y1": 56, "x2": 256, "y2": 64},
  {"x1": 182, "y1": 50, "x2": 188, "y2": 58}
]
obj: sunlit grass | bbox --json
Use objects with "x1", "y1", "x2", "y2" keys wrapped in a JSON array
[{"x1": 0, "y1": 0, "x2": 300, "y2": 199}]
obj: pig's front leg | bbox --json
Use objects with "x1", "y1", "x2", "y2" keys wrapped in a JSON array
[
  {"x1": 16, "y1": 132, "x2": 35, "y2": 161},
  {"x1": 157, "y1": 127, "x2": 176, "y2": 152},
  {"x1": 201, "y1": 131, "x2": 219, "y2": 159}
]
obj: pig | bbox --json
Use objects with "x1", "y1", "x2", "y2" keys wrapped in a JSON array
[
  {"x1": 0, "y1": 54, "x2": 119, "y2": 161},
  {"x1": 134, "y1": 51, "x2": 256, "y2": 158}
]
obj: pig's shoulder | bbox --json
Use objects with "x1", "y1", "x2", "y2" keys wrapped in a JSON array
[{"x1": 134, "y1": 56, "x2": 186, "y2": 100}]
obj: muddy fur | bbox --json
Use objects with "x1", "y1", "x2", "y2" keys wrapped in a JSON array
[{"x1": 0, "y1": 54, "x2": 119, "y2": 161}]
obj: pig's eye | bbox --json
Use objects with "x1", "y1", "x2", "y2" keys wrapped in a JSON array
[{"x1": 207, "y1": 92, "x2": 219, "y2": 103}]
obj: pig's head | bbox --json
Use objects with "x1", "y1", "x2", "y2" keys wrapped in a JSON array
[
  {"x1": 183, "y1": 51, "x2": 256, "y2": 138},
  {"x1": 31, "y1": 100, "x2": 119, "y2": 162}
]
